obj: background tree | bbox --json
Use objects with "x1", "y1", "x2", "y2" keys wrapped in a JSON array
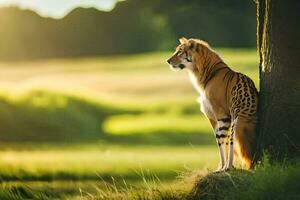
[{"x1": 256, "y1": 0, "x2": 300, "y2": 162}]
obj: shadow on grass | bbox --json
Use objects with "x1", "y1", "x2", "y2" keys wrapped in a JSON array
[
  {"x1": 0, "y1": 90, "x2": 138, "y2": 141},
  {"x1": 0, "y1": 170, "x2": 178, "y2": 182}
]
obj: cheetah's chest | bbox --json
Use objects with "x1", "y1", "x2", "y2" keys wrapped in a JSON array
[
  {"x1": 188, "y1": 71, "x2": 215, "y2": 119},
  {"x1": 198, "y1": 92, "x2": 215, "y2": 119}
]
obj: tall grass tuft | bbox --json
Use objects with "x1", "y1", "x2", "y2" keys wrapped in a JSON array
[
  {"x1": 0, "y1": 184, "x2": 51, "y2": 200},
  {"x1": 82, "y1": 170, "x2": 190, "y2": 200}
]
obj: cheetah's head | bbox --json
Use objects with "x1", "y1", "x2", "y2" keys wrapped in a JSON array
[
  {"x1": 167, "y1": 37, "x2": 202, "y2": 71},
  {"x1": 167, "y1": 37, "x2": 220, "y2": 78}
]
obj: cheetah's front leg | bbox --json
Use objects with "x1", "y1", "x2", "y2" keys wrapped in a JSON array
[
  {"x1": 215, "y1": 118, "x2": 231, "y2": 171},
  {"x1": 215, "y1": 136, "x2": 226, "y2": 171}
]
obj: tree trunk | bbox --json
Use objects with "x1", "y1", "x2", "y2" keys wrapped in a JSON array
[{"x1": 256, "y1": 0, "x2": 300, "y2": 162}]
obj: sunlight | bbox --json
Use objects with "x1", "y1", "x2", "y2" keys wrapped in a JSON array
[{"x1": 0, "y1": 0, "x2": 118, "y2": 18}]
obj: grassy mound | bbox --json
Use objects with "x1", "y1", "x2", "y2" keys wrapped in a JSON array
[{"x1": 188, "y1": 163, "x2": 300, "y2": 200}]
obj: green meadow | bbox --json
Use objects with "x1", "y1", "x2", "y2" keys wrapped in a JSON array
[{"x1": 0, "y1": 49, "x2": 259, "y2": 199}]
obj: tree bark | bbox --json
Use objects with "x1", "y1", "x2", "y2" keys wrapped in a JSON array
[{"x1": 256, "y1": 0, "x2": 300, "y2": 162}]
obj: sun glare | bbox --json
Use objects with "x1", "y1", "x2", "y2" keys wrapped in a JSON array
[{"x1": 0, "y1": 0, "x2": 118, "y2": 18}]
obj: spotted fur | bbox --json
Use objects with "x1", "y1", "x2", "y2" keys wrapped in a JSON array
[{"x1": 167, "y1": 37, "x2": 258, "y2": 170}]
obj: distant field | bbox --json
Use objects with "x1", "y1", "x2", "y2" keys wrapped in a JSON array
[
  {"x1": 0, "y1": 49, "x2": 258, "y2": 199},
  {"x1": 0, "y1": 49, "x2": 258, "y2": 102}
]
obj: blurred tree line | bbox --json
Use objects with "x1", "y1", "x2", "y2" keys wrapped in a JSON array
[{"x1": 0, "y1": 0, "x2": 256, "y2": 60}]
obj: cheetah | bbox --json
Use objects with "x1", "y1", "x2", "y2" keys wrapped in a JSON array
[{"x1": 167, "y1": 37, "x2": 258, "y2": 171}]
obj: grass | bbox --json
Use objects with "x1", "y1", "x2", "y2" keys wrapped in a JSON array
[
  {"x1": 2, "y1": 161, "x2": 297, "y2": 200},
  {"x1": 0, "y1": 144, "x2": 218, "y2": 199}
]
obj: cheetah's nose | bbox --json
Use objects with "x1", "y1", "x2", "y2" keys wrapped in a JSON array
[{"x1": 167, "y1": 58, "x2": 171, "y2": 64}]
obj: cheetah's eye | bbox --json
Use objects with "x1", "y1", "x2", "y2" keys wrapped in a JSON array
[
  {"x1": 186, "y1": 54, "x2": 192, "y2": 62},
  {"x1": 180, "y1": 52, "x2": 192, "y2": 62},
  {"x1": 176, "y1": 50, "x2": 184, "y2": 56}
]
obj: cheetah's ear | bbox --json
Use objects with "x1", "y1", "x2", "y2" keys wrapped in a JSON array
[
  {"x1": 179, "y1": 37, "x2": 188, "y2": 44},
  {"x1": 189, "y1": 39, "x2": 199, "y2": 51}
]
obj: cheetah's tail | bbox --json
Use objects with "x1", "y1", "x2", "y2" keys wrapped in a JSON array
[{"x1": 235, "y1": 123, "x2": 256, "y2": 169}]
